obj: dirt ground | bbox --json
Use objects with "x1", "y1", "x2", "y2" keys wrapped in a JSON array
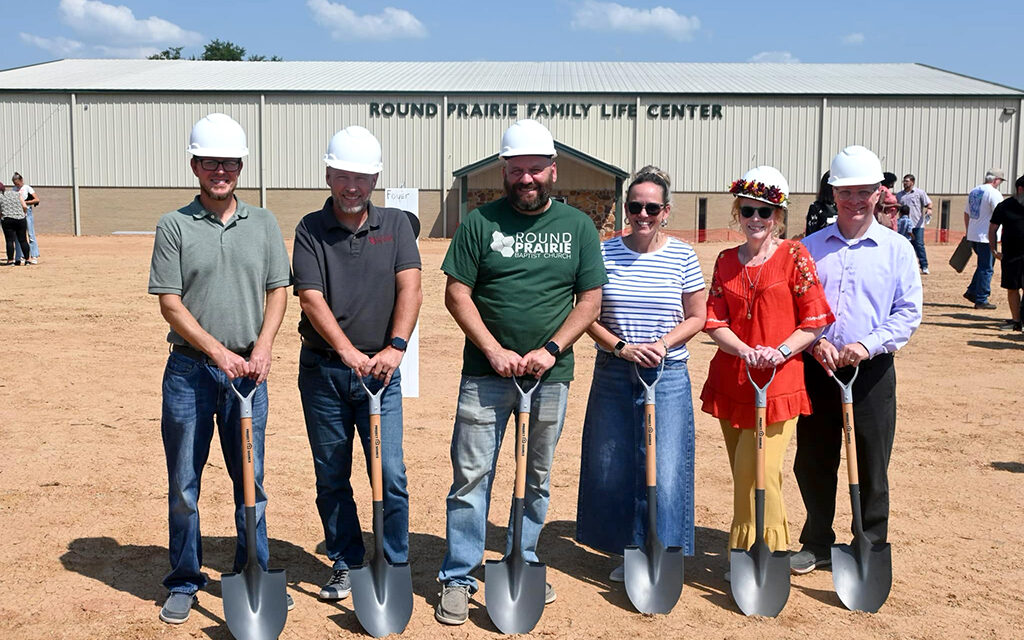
[{"x1": 1, "y1": 234, "x2": 1022, "y2": 640}]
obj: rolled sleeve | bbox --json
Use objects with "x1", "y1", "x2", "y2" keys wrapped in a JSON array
[
  {"x1": 148, "y1": 220, "x2": 183, "y2": 295},
  {"x1": 292, "y1": 219, "x2": 324, "y2": 294}
]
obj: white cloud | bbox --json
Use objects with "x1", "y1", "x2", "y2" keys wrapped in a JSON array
[
  {"x1": 58, "y1": 0, "x2": 201, "y2": 45},
  {"x1": 842, "y1": 32, "x2": 865, "y2": 45},
  {"x1": 19, "y1": 33, "x2": 84, "y2": 57},
  {"x1": 571, "y1": 1, "x2": 700, "y2": 41},
  {"x1": 748, "y1": 51, "x2": 800, "y2": 63},
  {"x1": 307, "y1": 0, "x2": 427, "y2": 40}
]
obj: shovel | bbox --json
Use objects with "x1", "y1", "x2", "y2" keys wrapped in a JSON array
[
  {"x1": 351, "y1": 375, "x2": 414, "y2": 637},
  {"x1": 485, "y1": 376, "x2": 546, "y2": 634},
  {"x1": 730, "y1": 366, "x2": 790, "y2": 617},
  {"x1": 624, "y1": 359, "x2": 683, "y2": 614},
  {"x1": 830, "y1": 365, "x2": 892, "y2": 613},
  {"x1": 223, "y1": 380, "x2": 288, "y2": 640}
]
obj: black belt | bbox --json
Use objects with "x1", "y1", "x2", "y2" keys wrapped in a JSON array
[
  {"x1": 171, "y1": 343, "x2": 252, "y2": 364},
  {"x1": 301, "y1": 339, "x2": 345, "y2": 361}
]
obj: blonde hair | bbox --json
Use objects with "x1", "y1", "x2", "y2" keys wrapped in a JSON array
[
  {"x1": 628, "y1": 165, "x2": 672, "y2": 205},
  {"x1": 730, "y1": 198, "x2": 786, "y2": 237}
]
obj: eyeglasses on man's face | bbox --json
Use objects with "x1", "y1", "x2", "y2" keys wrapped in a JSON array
[{"x1": 197, "y1": 158, "x2": 242, "y2": 172}]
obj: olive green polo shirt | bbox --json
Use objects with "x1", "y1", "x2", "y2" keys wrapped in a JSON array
[{"x1": 148, "y1": 196, "x2": 292, "y2": 352}]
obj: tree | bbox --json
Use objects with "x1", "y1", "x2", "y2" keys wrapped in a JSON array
[
  {"x1": 148, "y1": 46, "x2": 183, "y2": 60},
  {"x1": 201, "y1": 39, "x2": 246, "y2": 61}
]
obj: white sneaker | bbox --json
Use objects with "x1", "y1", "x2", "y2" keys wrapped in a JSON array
[{"x1": 609, "y1": 564, "x2": 624, "y2": 583}]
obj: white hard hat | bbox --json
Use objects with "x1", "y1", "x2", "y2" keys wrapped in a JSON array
[
  {"x1": 828, "y1": 145, "x2": 884, "y2": 187},
  {"x1": 730, "y1": 165, "x2": 790, "y2": 209},
  {"x1": 323, "y1": 126, "x2": 383, "y2": 175},
  {"x1": 187, "y1": 113, "x2": 248, "y2": 158},
  {"x1": 499, "y1": 119, "x2": 557, "y2": 158}
]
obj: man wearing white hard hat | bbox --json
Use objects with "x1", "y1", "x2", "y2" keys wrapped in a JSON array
[
  {"x1": 148, "y1": 113, "x2": 292, "y2": 623},
  {"x1": 435, "y1": 119, "x2": 607, "y2": 625},
  {"x1": 292, "y1": 125, "x2": 421, "y2": 602},
  {"x1": 792, "y1": 145, "x2": 922, "y2": 575}
]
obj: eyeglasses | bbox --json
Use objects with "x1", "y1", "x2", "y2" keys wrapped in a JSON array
[
  {"x1": 627, "y1": 201, "x2": 667, "y2": 216},
  {"x1": 197, "y1": 158, "x2": 242, "y2": 172},
  {"x1": 740, "y1": 205, "x2": 775, "y2": 219}
]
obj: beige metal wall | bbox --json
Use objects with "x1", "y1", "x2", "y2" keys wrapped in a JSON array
[
  {"x1": 264, "y1": 94, "x2": 442, "y2": 189},
  {"x1": 822, "y1": 97, "x2": 1019, "y2": 193},
  {"x1": 73, "y1": 94, "x2": 261, "y2": 188},
  {"x1": 0, "y1": 93, "x2": 72, "y2": 184}
]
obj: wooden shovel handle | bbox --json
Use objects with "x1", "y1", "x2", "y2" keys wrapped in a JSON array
[
  {"x1": 644, "y1": 403, "x2": 657, "y2": 487},
  {"x1": 370, "y1": 413, "x2": 383, "y2": 501},
  {"x1": 241, "y1": 416, "x2": 256, "y2": 507},
  {"x1": 755, "y1": 406, "x2": 767, "y2": 491},
  {"x1": 842, "y1": 402, "x2": 859, "y2": 485},
  {"x1": 514, "y1": 410, "x2": 528, "y2": 500}
]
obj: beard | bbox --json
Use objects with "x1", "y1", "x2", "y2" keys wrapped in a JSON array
[
  {"x1": 334, "y1": 194, "x2": 371, "y2": 216},
  {"x1": 200, "y1": 183, "x2": 234, "y2": 202},
  {"x1": 504, "y1": 176, "x2": 552, "y2": 212}
]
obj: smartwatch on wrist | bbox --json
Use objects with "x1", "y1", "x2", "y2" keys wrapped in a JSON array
[
  {"x1": 612, "y1": 340, "x2": 626, "y2": 357},
  {"x1": 544, "y1": 340, "x2": 560, "y2": 357},
  {"x1": 777, "y1": 344, "x2": 792, "y2": 360},
  {"x1": 390, "y1": 336, "x2": 408, "y2": 352}
]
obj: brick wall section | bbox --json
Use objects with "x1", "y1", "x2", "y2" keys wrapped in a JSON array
[{"x1": 467, "y1": 188, "x2": 616, "y2": 234}]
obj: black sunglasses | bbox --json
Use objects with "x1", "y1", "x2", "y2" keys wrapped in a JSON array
[
  {"x1": 627, "y1": 201, "x2": 666, "y2": 215},
  {"x1": 197, "y1": 158, "x2": 242, "y2": 172},
  {"x1": 740, "y1": 205, "x2": 775, "y2": 219}
]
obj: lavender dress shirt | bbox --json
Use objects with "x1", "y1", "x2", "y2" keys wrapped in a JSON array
[{"x1": 802, "y1": 220, "x2": 922, "y2": 358}]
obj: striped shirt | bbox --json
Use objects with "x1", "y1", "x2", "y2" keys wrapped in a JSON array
[{"x1": 597, "y1": 235, "x2": 706, "y2": 361}]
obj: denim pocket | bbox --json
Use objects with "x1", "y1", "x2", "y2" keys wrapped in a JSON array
[
  {"x1": 166, "y1": 352, "x2": 199, "y2": 377},
  {"x1": 298, "y1": 347, "x2": 326, "y2": 371}
]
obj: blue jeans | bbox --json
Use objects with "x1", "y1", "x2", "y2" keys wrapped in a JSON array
[
  {"x1": 576, "y1": 353, "x2": 695, "y2": 555},
  {"x1": 911, "y1": 226, "x2": 927, "y2": 270},
  {"x1": 437, "y1": 375, "x2": 569, "y2": 591},
  {"x1": 161, "y1": 352, "x2": 270, "y2": 595},
  {"x1": 297, "y1": 346, "x2": 409, "y2": 569},
  {"x1": 13, "y1": 206, "x2": 39, "y2": 261},
  {"x1": 966, "y1": 241, "x2": 994, "y2": 304}
]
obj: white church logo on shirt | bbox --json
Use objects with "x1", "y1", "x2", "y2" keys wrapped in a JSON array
[{"x1": 489, "y1": 230, "x2": 572, "y2": 259}]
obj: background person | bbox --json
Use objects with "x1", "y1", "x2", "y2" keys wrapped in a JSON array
[
  {"x1": 803, "y1": 171, "x2": 836, "y2": 237},
  {"x1": 895, "y1": 174, "x2": 933, "y2": 274},
  {"x1": 435, "y1": 119, "x2": 606, "y2": 625},
  {"x1": 11, "y1": 173, "x2": 40, "y2": 264},
  {"x1": 700, "y1": 166, "x2": 833, "y2": 576},
  {"x1": 292, "y1": 126, "x2": 421, "y2": 601},
  {"x1": 963, "y1": 169, "x2": 1007, "y2": 310},
  {"x1": 989, "y1": 175, "x2": 1024, "y2": 332},
  {"x1": 793, "y1": 145, "x2": 922, "y2": 574},
  {"x1": 0, "y1": 181, "x2": 29, "y2": 265},
  {"x1": 148, "y1": 113, "x2": 292, "y2": 624},
  {"x1": 576, "y1": 166, "x2": 706, "y2": 582},
  {"x1": 874, "y1": 186, "x2": 899, "y2": 231}
]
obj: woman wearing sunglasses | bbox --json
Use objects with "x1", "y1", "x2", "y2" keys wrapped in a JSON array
[
  {"x1": 699, "y1": 166, "x2": 834, "y2": 577},
  {"x1": 576, "y1": 166, "x2": 707, "y2": 582}
]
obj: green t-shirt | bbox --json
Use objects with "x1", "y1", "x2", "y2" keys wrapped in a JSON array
[
  {"x1": 441, "y1": 198, "x2": 607, "y2": 381},
  {"x1": 148, "y1": 197, "x2": 292, "y2": 353}
]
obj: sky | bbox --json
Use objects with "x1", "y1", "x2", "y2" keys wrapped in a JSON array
[{"x1": 4, "y1": 0, "x2": 1023, "y2": 91}]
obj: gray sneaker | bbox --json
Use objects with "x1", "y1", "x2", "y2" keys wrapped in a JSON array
[
  {"x1": 159, "y1": 592, "x2": 196, "y2": 624},
  {"x1": 319, "y1": 569, "x2": 351, "y2": 600},
  {"x1": 790, "y1": 548, "x2": 831, "y2": 575},
  {"x1": 286, "y1": 593, "x2": 295, "y2": 611},
  {"x1": 435, "y1": 583, "x2": 470, "y2": 625},
  {"x1": 544, "y1": 582, "x2": 556, "y2": 605},
  {"x1": 609, "y1": 564, "x2": 624, "y2": 583}
]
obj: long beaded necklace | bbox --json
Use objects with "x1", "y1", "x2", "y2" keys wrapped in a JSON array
[{"x1": 740, "y1": 240, "x2": 776, "y2": 320}]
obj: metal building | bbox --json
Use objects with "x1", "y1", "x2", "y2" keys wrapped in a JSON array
[{"x1": 1, "y1": 59, "x2": 1020, "y2": 239}]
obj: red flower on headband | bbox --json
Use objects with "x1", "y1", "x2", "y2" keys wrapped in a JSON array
[{"x1": 729, "y1": 179, "x2": 787, "y2": 205}]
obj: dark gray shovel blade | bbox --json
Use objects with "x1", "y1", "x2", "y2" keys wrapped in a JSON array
[
  {"x1": 351, "y1": 559, "x2": 413, "y2": 637},
  {"x1": 222, "y1": 566, "x2": 288, "y2": 640},
  {"x1": 832, "y1": 541, "x2": 892, "y2": 613},
  {"x1": 485, "y1": 555, "x2": 546, "y2": 634},
  {"x1": 730, "y1": 543, "x2": 790, "y2": 617},
  {"x1": 623, "y1": 540, "x2": 683, "y2": 614}
]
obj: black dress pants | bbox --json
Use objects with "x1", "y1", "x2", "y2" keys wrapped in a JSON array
[{"x1": 794, "y1": 353, "x2": 896, "y2": 550}]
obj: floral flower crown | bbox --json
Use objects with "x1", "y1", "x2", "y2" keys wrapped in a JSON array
[{"x1": 728, "y1": 179, "x2": 788, "y2": 206}]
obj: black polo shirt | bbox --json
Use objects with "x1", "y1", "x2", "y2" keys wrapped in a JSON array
[{"x1": 293, "y1": 198, "x2": 421, "y2": 354}]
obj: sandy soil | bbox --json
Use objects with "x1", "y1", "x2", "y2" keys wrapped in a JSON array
[{"x1": 1, "y1": 235, "x2": 1022, "y2": 640}]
